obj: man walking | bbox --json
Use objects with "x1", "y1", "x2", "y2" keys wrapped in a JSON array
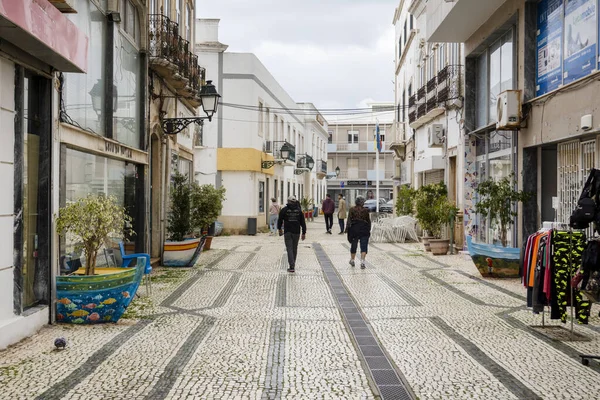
[
  {"x1": 278, "y1": 196, "x2": 306, "y2": 273},
  {"x1": 337, "y1": 194, "x2": 347, "y2": 234},
  {"x1": 322, "y1": 194, "x2": 335, "y2": 234}
]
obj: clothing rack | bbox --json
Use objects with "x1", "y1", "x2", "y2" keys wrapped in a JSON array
[{"x1": 580, "y1": 236, "x2": 600, "y2": 366}]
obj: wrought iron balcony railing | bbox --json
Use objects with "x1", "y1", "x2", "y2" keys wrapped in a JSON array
[
  {"x1": 272, "y1": 141, "x2": 295, "y2": 163},
  {"x1": 436, "y1": 65, "x2": 462, "y2": 104},
  {"x1": 417, "y1": 86, "x2": 426, "y2": 100},
  {"x1": 149, "y1": 14, "x2": 206, "y2": 104},
  {"x1": 319, "y1": 160, "x2": 327, "y2": 175}
]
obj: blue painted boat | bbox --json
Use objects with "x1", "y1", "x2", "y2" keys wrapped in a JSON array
[
  {"x1": 56, "y1": 257, "x2": 144, "y2": 324},
  {"x1": 466, "y1": 235, "x2": 520, "y2": 278}
]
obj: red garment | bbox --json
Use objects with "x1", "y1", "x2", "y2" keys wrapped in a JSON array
[{"x1": 322, "y1": 198, "x2": 335, "y2": 214}]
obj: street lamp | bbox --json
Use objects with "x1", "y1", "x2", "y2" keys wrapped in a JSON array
[
  {"x1": 161, "y1": 80, "x2": 222, "y2": 135},
  {"x1": 306, "y1": 156, "x2": 315, "y2": 170},
  {"x1": 198, "y1": 80, "x2": 221, "y2": 121},
  {"x1": 335, "y1": 166, "x2": 340, "y2": 177},
  {"x1": 280, "y1": 142, "x2": 292, "y2": 160}
]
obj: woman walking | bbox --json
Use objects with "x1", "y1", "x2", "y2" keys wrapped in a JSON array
[
  {"x1": 347, "y1": 196, "x2": 371, "y2": 269},
  {"x1": 269, "y1": 198, "x2": 281, "y2": 235}
]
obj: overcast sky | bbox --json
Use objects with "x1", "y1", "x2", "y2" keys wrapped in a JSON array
[{"x1": 197, "y1": 0, "x2": 397, "y2": 109}]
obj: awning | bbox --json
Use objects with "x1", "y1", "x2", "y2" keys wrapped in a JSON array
[
  {"x1": 0, "y1": 0, "x2": 88, "y2": 72},
  {"x1": 414, "y1": 155, "x2": 445, "y2": 173}
]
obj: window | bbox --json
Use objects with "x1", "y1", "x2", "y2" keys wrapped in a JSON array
[
  {"x1": 150, "y1": 0, "x2": 157, "y2": 14},
  {"x1": 64, "y1": 1, "x2": 113, "y2": 135},
  {"x1": 347, "y1": 130, "x2": 359, "y2": 144},
  {"x1": 266, "y1": 108, "x2": 270, "y2": 140},
  {"x1": 438, "y1": 44, "x2": 446, "y2": 71},
  {"x1": 258, "y1": 102, "x2": 264, "y2": 137},
  {"x1": 373, "y1": 129, "x2": 386, "y2": 143},
  {"x1": 194, "y1": 123, "x2": 203, "y2": 147},
  {"x1": 120, "y1": 0, "x2": 139, "y2": 42},
  {"x1": 186, "y1": 3, "x2": 192, "y2": 41},
  {"x1": 403, "y1": 20, "x2": 407, "y2": 45},
  {"x1": 176, "y1": 0, "x2": 182, "y2": 26},
  {"x1": 419, "y1": 65, "x2": 426, "y2": 87},
  {"x1": 179, "y1": 157, "x2": 192, "y2": 182},
  {"x1": 328, "y1": 130, "x2": 333, "y2": 144},
  {"x1": 259, "y1": 181, "x2": 265, "y2": 213},
  {"x1": 398, "y1": 38, "x2": 402, "y2": 58},
  {"x1": 281, "y1": 120, "x2": 284, "y2": 142},
  {"x1": 274, "y1": 115, "x2": 279, "y2": 141},
  {"x1": 428, "y1": 50, "x2": 435, "y2": 80},
  {"x1": 287, "y1": 124, "x2": 291, "y2": 144},
  {"x1": 450, "y1": 43, "x2": 460, "y2": 65},
  {"x1": 476, "y1": 29, "x2": 514, "y2": 128},
  {"x1": 410, "y1": 14, "x2": 414, "y2": 30}
]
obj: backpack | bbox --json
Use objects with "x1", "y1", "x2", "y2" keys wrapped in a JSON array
[{"x1": 570, "y1": 169, "x2": 600, "y2": 231}]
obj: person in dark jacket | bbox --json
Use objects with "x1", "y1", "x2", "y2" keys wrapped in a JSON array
[
  {"x1": 277, "y1": 196, "x2": 307, "y2": 272},
  {"x1": 347, "y1": 196, "x2": 371, "y2": 269},
  {"x1": 322, "y1": 194, "x2": 335, "y2": 234}
]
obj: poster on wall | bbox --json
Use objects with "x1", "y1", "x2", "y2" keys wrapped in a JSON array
[
  {"x1": 563, "y1": 0, "x2": 597, "y2": 84},
  {"x1": 536, "y1": 0, "x2": 564, "y2": 96}
]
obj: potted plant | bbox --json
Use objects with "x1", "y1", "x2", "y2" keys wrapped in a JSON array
[
  {"x1": 428, "y1": 198, "x2": 459, "y2": 256},
  {"x1": 415, "y1": 183, "x2": 448, "y2": 251},
  {"x1": 468, "y1": 173, "x2": 531, "y2": 277},
  {"x1": 163, "y1": 172, "x2": 205, "y2": 267},
  {"x1": 55, "y1": 194, "x2": 144, "y2": 324},
  {"x1": 396, "y1": 185, "x2": 415, "y2": 216},
  {"x1": 300, "y1": 197, "x2": 314, "y2": 221},
  {"x1": 190, "y1": 183, "x2": 226, "y2": 250}
]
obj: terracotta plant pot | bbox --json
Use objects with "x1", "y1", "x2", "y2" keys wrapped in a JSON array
[
  {"x1": 421, "y1": 236, "x2": 432, "y2": 252},
  {"x1": 429, "y1": 239, "x2": 450, "y2": 256}
]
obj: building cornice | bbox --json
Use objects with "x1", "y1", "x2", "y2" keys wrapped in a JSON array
[
  {"x1": 392, "y1": 0, "x2": 406, "y2": 24},
  {"x1": 407, "y1": 0, "x2": 426, "y2": 17}
]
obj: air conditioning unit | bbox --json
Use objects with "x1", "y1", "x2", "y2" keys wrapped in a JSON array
[
  {"x1": 496, "y1": 90, "x2": 522, "y2": 130},
  {"x1": 263, "y1": 141, "x2": 273, "y2": 153},
  {"x1": 428, "y1": 124, "x2": 444, "y2": 147}
]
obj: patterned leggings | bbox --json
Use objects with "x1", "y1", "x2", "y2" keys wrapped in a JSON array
[{"x1": 552, "y1": 231, "x2": 590, "y2": 324}]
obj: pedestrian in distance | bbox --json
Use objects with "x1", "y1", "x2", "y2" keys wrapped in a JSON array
[
  {"x1": 337, "y1": 194, "x2": 347, "y2": 234},
  {"x1": 268, "y1": 198, "x2": 280, "y2": 235},
  {"x1": 322, "y1": 194, "x2": 335, "y2": 234},
  {"x1": 347, "y1": 196, "x2": 371, "y2": 269},
  {"x1": 277, "y1": 196, "x2": 306, "y2": 273}
]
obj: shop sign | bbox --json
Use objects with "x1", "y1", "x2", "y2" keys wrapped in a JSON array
[
  {"x1": 105, "y1": 141, "x2": 133, "y2": 159},
  {"x1": 346, "y1": 180, "x2": 373, "y2": 186}
]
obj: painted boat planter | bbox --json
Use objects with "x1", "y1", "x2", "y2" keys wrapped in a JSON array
[
  {"x1": 466, "y1": 235, "x2": 520, "y2": 278},
  {"x1": 56, "y1": 261, "x2": 144, "y2": 324},
  {"x1": 163, "y1": 236, "x2": 206, "y2": 267}
]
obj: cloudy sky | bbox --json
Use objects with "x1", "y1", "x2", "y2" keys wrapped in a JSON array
[{"x1": 197, "y1": 0, "x2": 398, "y2": 109}]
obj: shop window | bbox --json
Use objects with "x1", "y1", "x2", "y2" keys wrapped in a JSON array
[
  {"x1": 64, "y1": 148, "x2": 137, "y2": 259},
  {"x1": 194, "y1": 124, "x2": 203, "y2": 147},
  {"x1": 179, "y1": 158, "x2": 192, "y2": 182},
  {"x1": 121, "y1": 0, "x2": 139, "y2": 42}
]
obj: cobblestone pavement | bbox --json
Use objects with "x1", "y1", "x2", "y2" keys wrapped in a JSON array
[{"x1": 1, "y1": 219, "x2": 600, "y2": 399}]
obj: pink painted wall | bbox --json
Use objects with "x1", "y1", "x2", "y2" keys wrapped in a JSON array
[{"x1": 0, "y1": 0, "x2": 88, "y2": 72}]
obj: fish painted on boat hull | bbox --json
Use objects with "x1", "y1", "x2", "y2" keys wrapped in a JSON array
[{"x1": 56, "y1": 259, "x2": 144, "y2": 324}]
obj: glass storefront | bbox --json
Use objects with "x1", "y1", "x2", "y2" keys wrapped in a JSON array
[
  {"x1": 474, "y1": 131, "x2": 516, "y2": 246},
  {"x1": 114, "y1": 32, "x2": 141, "y2": 148},
  {"x1": 63, "y1": 148, "x2": 138, "y2": 259}
]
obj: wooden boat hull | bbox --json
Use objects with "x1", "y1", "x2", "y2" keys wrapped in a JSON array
[
  {"x1": 56, "y1": 263, "x2": 144, "y2": 324},
  {"x1": 465, "y1": 235, "x2": 520, "y2": 278},
  {"x1": 163, "y1": 237, "x2": 206, "y2": 267}
]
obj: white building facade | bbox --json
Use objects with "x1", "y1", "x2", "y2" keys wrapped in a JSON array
[
  {"x1": 393, "y1": 0, "x2": 465, "y2": 247},
  {"x1": 195, "y1": 19, "x2": 327, "y2": 233}
]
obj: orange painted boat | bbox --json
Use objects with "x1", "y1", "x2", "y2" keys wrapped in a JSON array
[{"x1": 163, "y1": 236, "x2": 206, "y2": 267}]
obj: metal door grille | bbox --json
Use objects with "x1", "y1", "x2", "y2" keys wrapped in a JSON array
[
  {"x1": 581, "y1": 140, "x2": 596, "y2": 237},
  {"x1": 424, "y1": 170, "x2": 444, "y2": 186},
  {"x1": 557, "y1": 141, "x2": 580, "y2": 224}
]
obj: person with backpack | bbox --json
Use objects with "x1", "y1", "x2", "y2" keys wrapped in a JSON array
[
  {"x1": 269, "y1": 198, "x2": 281, "y2": 235},
  {"x1": 347, "y1": 196, "x2": 371, "y2": 269},
  {"x1": 278, "y1": 196, "x2": 307, "y2": 272}
]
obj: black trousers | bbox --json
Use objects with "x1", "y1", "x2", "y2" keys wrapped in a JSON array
[
  {"x1": 338, "y1": 218, "x2": 345, "y2": 233},
  {"x1": 284, "y1": 232, "x2": 300, "y2": 268},
  {"x1": 324, "y1": 213, "x2": 334, "y2": 231}
]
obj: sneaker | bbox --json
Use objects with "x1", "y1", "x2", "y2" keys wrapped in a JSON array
[
  {"x1": 287, "y1": 267, "x2": 295, "y2": 273},
  {"x1": 349, "y1": 260, "x2": 355, "y2": 267},
  {"x1": 360, "y1": 262, "x2": 366, "y2": 269}
]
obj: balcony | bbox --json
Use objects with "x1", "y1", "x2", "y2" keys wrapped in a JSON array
[
  {"x1": 332, "y1": 170, "x2": 394, "y2": 181},
  {"x1": 426, "y1": 0, "x2": 505, "y2": 43},
  {"x1": 389, "y1": 122, "x2": 407, "y2": 160},
  {"x1": 48, "y1": 0, "x2": 77, "y2": 13},
  {"x1": 149, "y1": 14, "x2": 206, "y2": 107},
  {"x1": 327, "y1": 141, "x2": 393, "y2": 153},
  {"x1": 408, "y1": 94, "x2": 417, "y2": 124},
  {"x1": 316, "y1": 160, "x2": 327, "y2": 179},
  {"x1": 272, "y1": 141, "x2": 295, "y2": 163},
  {"x1": 410, "y1": 65, "x2": 463, "y2": 129}
]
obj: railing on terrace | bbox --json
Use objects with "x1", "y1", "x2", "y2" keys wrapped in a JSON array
[
  {"x1": 334, "y1": 170, "x2": 394, "y2": 180},
  {"x1": 149, "y1": 14, "x2": 205, "y2": 102},
  {"x1": 417, "y1": 86, "x2": 426, "y2": 100},
  {"x1": 328, "y1": 141, "x2": 392, "y2": 152}
]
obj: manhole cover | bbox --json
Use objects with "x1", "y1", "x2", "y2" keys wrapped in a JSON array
[{"x1": 530, "y1": 326, "x2": 591, "y2": 342}]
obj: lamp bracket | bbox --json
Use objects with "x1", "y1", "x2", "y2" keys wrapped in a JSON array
[{"x1": 161, "y1": 117, "x2": 208, "y2": 135}]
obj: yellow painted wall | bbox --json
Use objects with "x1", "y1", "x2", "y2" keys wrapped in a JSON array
[{"x1": 217, "y1": 148, "x2": 275, "y2": 175}]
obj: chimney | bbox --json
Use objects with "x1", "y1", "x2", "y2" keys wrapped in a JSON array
[{"x1": 196, "y1": 18, "x2": 220, "y2": 44}]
